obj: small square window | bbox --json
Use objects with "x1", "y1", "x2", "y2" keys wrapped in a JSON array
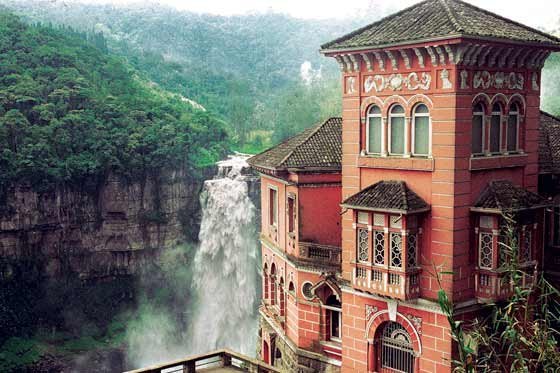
[
  {"x1": 480, "y1": 215, "x2": 493, "y2": 229},
  {"x1": 357, "y1": 211, "x2": 369, "y2": 225},
  {"x1": 407, "y1": 215, "x2": 417, "y2": 229},
  {"x1": 374, "y1": 213, "x2": 385, "y2": 226},
  {"x1": 390, "y1": 215, "x2": 402, "y2": 228}
]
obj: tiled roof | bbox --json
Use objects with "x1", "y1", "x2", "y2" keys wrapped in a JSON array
[
  {"x1": 248, "y1": 117, "x2": 342, "y2": 172},
  {"x1": 321, "y1": 0, "x2": 560, "y2": 51},
  {"x1": 473, "y1": 180, "x2": 548, "y2": 212},
  {"x1": 342, "y1": 180, "x2": 429, "y2": 213},
  {"x1": 539, "y1": 111, "x2": 560, "y2": 174}
]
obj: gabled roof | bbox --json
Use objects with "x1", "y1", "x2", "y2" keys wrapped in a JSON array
[
  {"x1": 321, "y1": 0, "x2": 560, "y2": 52},
  {"x1": 473, "y1": 180, "x2": 548, "y2": 212},
  {"x1": 248, "y1": 117, "x2": 342, "y2": 173},
  {"x1": 341, "y1": 180, "x2": 429, "y2": 214},
  {"x1": 539, "y1": 111, "x2": 560, "y2": 174}
]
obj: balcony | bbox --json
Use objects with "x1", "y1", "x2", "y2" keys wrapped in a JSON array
[
  {"x1": 353, "y1": 264, "x2": 421, "y2": 300},
  {"x1": 475, "y1": 266, "x2": 536, "y2": 302},
  {"x1": 297, "y1": 242, "x2": 341, "y2": 270},
  {"x1": 124, "y1": 349, "x2": 280, "y2": 373}
]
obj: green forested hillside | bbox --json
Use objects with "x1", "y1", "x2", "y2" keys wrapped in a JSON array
[
  {"x1": 1, "y1": 1, "x2": 361, "y2": 150},
  {"x1": 543, "y1": 52, "x2": 560, "y2": 115},
  {"x1": 0, "y1": 13, "x2": 228, "y2": 194}
]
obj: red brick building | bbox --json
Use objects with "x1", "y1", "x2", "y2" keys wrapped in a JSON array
[{"x1": 249, "y1": 0, "x2": 560, "y2": 372}]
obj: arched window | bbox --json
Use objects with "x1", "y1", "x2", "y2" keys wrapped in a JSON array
[
  {"x1": 378, "y1": 322, "x2": 415, "y2": 373},
  {"x1": 278, "y1": 277, "x2": 285, "y2": 316},
  {"x1": 412, "y1": 104, "x2": 430, "y2": 156},
  {"x1": 490, "y1": 103, "x2": 502, "y2": 153},
  {"x1": 325, "y1": 295, "x2": 341, "y2": 342},
  {"x1": 472, "y1": 103, "x2": 485, "y2": 154},
  {"x1": 263, "y1": 263, "x2": 269, "y2": 301},
  {"x1": 507, "y1": 103, "x2": 519, "y2": 152},
  {"x1": 270, "y1": 264, "x2": 276, "y2": 305},
  {"x1": 288, "y1": 281, "x2": 295, "y2": 293},
  {"x1": 389, "y1": 105, "x2": 405, "y2": 155},
  {"x1": 367, "y1": 105, "x2": 382, "y2": 154}
]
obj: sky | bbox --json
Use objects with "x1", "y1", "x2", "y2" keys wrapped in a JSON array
[{"x1": 70, "y1": 0, "x2": 560, "y2": 31}]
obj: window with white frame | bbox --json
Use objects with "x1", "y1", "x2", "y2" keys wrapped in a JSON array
[
  {"x1": 269, "y1": 187, "x2": 278, "y2": 226},
  {"x1": 389, "y1": 105, "x2": 405, "y2": 155},
  {"x1": 413, "y1": 104, "x2": 430, "y2": 156},
  {"x1": 390, "y1": 232, "x2": 403, "y2": 268},
  {"x1": 357, "y1": 228, "x2": 369, "y2": 262},
  {"x1": 325, "y1": 295, "x2": 341, "y2": 342},
  {"x1": 472, "y1": 103, "x2": 485, "y2": 155},
  {"x1": 479, "y1": 232, "x2": 493, "y2": 269},
  {"x1": 490, "y1": 103, "x2": 502, "y2": 153},
  {"x1": 507, "y1": 103, "x2": 519, "y2": 152},
  {"x1": 367, "y1": 105, "x2": 382, "y2": 154},
  {"x1": 374, "y1": 230, "x2": 385, "y2": 265}
]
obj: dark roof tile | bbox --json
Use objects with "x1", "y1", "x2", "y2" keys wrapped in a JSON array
[
  {"x1": 321, "y1": 0, "x2": 560, "y2": 51},
  {"x1": 342, "y1": 180, "x2": 429, "y2": 213},
  {"x1": 474, "y1": 180, "x2": 548, "y2": 212},
  {"x1": 539, "y1": 111, "x2": 560, "y2": 174},
  {"x1": 248, "y1": 117, "x2": 342, "y2": 172}
]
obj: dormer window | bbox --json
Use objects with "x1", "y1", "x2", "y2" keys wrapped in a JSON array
[
  {"x1": 389, "y1": 105, "x2": 405, "y2": 155},
  {"x1": 367, "y1": 105, "x2": 382, "y2": 154}
]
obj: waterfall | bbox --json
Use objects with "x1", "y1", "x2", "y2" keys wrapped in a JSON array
[{"x1": 187, "y1": 154, "x2": 260, "y2": 355}]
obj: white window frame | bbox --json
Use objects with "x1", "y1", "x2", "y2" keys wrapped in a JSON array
[
  {"x1": 268, "y1": 185, "x2": 278, "y2": 227},
  {"x1": 506, "y1": 104, "x2": 520, "y2": 153},
  {"x1": 324, "y1": 304, "x2": 342, "y2": 342},
  {"x1": 478, "y1": 232, "x2": 494, "y2": 270},
  {"x1": 366, "y1": 106, "x2": 383, "y2": 155},
  {"x1": 411, "y1": 104, "x2": 431, "y2": 157},
  {"x1": 472, "y1": 104, "x2": 485, "y2": 156},
  {"x1": 388, "y1": 105, "x2": 406, "y2": 155}
]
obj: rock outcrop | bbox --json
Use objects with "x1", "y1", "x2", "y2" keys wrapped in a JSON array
[{"x1": 0, "y1": 169, "x2": 207, "y2": 281}]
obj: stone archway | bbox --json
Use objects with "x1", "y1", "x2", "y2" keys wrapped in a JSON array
[{"x1": 365, "y1": 310, "x2": 422, "y2": 373}]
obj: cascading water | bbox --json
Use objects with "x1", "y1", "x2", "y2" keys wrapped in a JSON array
[{"x1": 186, "y1": 154, "x2": 260, "y2": 355}]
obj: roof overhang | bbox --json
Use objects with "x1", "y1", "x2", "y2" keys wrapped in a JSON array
[
  {"x1": 341, "y1": 203, "x2": 431, "y2": 215},
  {"x1": 321, "y1": 35, "x2": 560, "y2": 55}
]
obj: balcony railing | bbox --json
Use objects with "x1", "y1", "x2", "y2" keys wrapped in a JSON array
[
  {"x1": 124, "y1": 349, "x2": 280, "y2": 373},
  {"x1": 298, "y1": 242, "x2": 341, "y2": 268},
  {"x1": 353, "y1": 264, "x2": 421, "y2": 300},
  {"x1": 475, "y1": 267, "x2": 536, "y2": 301}
]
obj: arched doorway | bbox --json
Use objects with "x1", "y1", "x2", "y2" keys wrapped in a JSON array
[{"x1": 376, "y1": 321, "x2": 415, "y2": 373}]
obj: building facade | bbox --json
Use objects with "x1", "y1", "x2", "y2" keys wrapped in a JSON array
[{"x1": 249, "y1": 0, "x2": 560, "y2": 372}]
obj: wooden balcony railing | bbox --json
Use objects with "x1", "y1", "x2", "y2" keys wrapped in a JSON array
[{"x1": 124, "y1": 349, "x2": 280, "y2": 373}]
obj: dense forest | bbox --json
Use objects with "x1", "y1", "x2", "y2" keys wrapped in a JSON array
[
  {"x1": 1, "y1": 0, "x2": 362, "y2": 152},
  {"x1": 0, "y1": 12, "x2": 229, "y2": 197}
]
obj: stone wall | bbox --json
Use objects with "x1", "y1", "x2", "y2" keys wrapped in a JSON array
[{"x1": 0, "y1": 169, "x2": 208, "y2": 281}]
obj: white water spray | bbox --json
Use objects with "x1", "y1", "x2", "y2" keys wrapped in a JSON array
[{"x1": 187, "y1": 154, "x2": 260, "y2": 355}]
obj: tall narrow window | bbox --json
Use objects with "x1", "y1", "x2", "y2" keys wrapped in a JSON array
[
  {"x1": 389, "y1": 105, "x2": 405, "y2": 155},
  {"x1": 357, "y1": 228, "x2": 369, "y2": 262},
  {"x1": 325, "y1": 295, "x2": 341, "y2": 342},
  {"x1": 413, "y1": 104, "x2": 430, "y2": 156},
  {"x1": 390, "y1": 232, "x2": 402, "y2": 268},
  {"x1": 507, "y1": 103, "x2": 519, "y2": 152},
  {"x1": 269, "y1": 188, "x2": 277, "y2": 226},
  {"x1": 490, "y1": 103, "x2": 502, "y2": 153},
  {"x1": 472, "y1": 103, "x2": 485, "y2": 154},
  {"x1": 367, "y1": 105, "x2": 382, "y2": 154},
  {"x1": 287, "y1": 196, "x2": 295, "y2": 233}
]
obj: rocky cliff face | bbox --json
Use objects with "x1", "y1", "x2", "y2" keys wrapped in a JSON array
[{"x1": 0, "y1": 169, "x2": 207, "y2": 281}]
